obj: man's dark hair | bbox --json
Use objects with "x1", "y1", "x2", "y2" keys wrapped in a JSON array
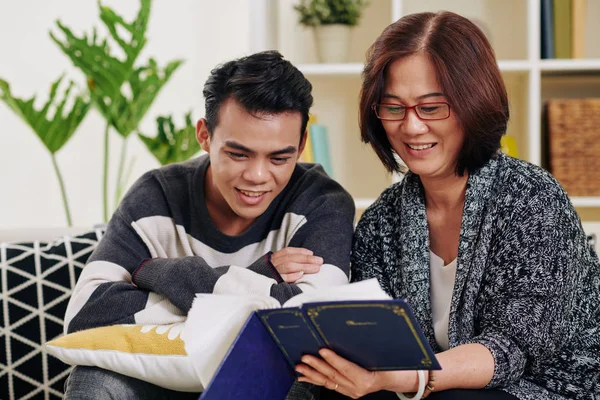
[{"x1": 203, "y1": 51, "x2": 313, "y2": 141}]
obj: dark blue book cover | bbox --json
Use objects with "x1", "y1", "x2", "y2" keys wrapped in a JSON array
[
  {"x1": 201, "y1": 299, "x2": 440, "y2": 400},
  {"x1": 541, "y1": 0, "x2": 555, "y2": 59},
  {"x1": 256, "y1": 308, "x2": 326, "y2": 370},
  {"x1": 199, "y1": 313, "x2": 295, "y2": 400},
  {"x1": 301, "y1": 299, "x2": 441, "y2": 371}
]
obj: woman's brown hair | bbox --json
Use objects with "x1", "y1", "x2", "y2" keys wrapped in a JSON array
[{"x1": 360, "y1": 11, "x2": 509, "y2": 175}]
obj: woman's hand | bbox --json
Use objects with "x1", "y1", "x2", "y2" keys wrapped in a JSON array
[{"x1": 295, "y1": 349, "x2": 383, "y2": 399}]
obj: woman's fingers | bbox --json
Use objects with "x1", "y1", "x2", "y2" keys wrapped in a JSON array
[{"x1": 296, "y1": 354, "x2": 353, "y2": 388}]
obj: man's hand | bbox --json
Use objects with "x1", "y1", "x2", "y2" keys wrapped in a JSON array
[{"x1": 270, "y1": 247, "x2": 323, "y2": 283}]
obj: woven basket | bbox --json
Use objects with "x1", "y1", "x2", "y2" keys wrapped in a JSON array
[{"x1": 547, "y1": 98, "x2": 600, "y2": 196}]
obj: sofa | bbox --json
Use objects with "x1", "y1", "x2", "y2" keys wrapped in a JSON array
[
  {"x1": 1, "y1": 223, "x2": 598, "y2": 400},
  {"x1": 1, "y1": 227, "x2": 105, "y2": 400}
]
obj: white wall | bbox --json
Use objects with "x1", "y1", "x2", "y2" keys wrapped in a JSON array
[{"x1": 0, "y1": 0, "x2": 251, "y2": 229}]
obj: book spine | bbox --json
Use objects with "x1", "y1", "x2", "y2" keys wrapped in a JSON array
[
  {"x1": 299, "y1": 114, "x2": 316, "y2": 163},
  {"x1": 300, "y1": 306, "x2": 328, "y2": 349},
  {"x1": 553, "y1": 0, "x2": 573, "y2": 59},
  {"x1": 571, "y1": 0, "x2": 587, "y2": 58},
  {"x1": 541, "y1": 0, "x2": 555, "y2": 59},
  {"x1": 309, "y1": 123, "x2": 334, "y2": 178}
]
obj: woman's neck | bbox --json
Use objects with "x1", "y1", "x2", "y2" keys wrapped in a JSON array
[{"x1": 421, "y1": 172, "x2": 469, "y2": 212}]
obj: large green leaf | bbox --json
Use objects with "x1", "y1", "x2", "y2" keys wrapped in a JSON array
[
  {"x1": 49, "y1": 0, "x2": 151, "y2": 101},
  {"x1": 0, "y1": 76, "x2": 91, "y2": 154},
  {"x1": 139, "y1": 112, "x2": 201, "y2": 165},
  {"x1": 95, "y1": 58, "x2": 183, "y2": 138}
]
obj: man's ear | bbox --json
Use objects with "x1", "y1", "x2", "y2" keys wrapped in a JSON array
[
  {"x1": 196, "y1": 118, "x2": 211, "y2": 152},
  {"x1": 298, "y1": 129, "x2": 308, "y2": 159}
]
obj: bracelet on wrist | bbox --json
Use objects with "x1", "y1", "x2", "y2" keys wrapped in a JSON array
[{"x1": 396, "y1": 370, "x2": 426, "y2": 400}]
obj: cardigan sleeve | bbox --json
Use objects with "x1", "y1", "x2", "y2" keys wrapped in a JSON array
[
  {"x1": 466, "y1": 191, "x2": 580, "y2": 389},
  {"x1": 350, "y1": 201, "x2": 394, "y2": 296}
]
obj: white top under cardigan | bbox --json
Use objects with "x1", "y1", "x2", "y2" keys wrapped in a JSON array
[{"x1": 430, "y1": 250, "x2": 457, "y2": 351}]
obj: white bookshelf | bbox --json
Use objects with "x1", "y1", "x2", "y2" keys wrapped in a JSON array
[
  {"x1": 540, "y1": 59, "x2": 600, "y2": 71},
  {"x1": 251, "y1": 0, "x2": 600, "y2": 220},
  {"x1": 572, "y1": 198, "x2": 600, "y2": 208}
]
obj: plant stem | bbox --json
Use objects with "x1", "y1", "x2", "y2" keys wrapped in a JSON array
[
  {"x1": 114, "y1": 136, "x2": 129, "y2": 210},
  {"x1": 51, "y1": 153, "x2": 72, "y2": 227},
  {"x1": 103, "y1": 122, "x2": 110, "y2": 222}
]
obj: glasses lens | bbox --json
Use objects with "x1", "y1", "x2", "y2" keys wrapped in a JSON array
[
  {"x1": 376, "y1": 105, "x2": 405, "y2": 120},
  {"x1": 415, "y1": 103, "x2": 449, "y2": 120}
]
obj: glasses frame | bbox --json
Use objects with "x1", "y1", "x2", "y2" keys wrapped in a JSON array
[{"x1": 371, "y1": 101, "x2": 451, "y2": 121}]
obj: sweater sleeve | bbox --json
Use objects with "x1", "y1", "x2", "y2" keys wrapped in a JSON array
[
  {"x1": 64, "y1": 172, "x2": 169, "y2": 333},
  {"x1": 132, "y1": 177, "x2": 355, "y2": 307},
  {"x1": 65, "y1": 170, "x2": 356, "y2": 332},
  {"x1": 350, "y1": 199, "x2": 395, "y2": 296},
  {"x1": 64, "y1": 171, "x2": 288, "y2": 332},
  {"x1": 282, "y1": 188, "x2": 356, "y2": 296},
  {"x1": 131, "y1": 254, "x2": 283, "y2": 312},
  {"x1": 132, "y1": 186, "x2": 355, "y2": 308},
  {"x1": 465, "y1": 192, "x2": 580, "y2": 389}
]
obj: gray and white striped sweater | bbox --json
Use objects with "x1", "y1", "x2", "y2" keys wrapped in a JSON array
[
  {"x1": 352, "y1": 152, "x2": 600, "y2": 399},
  {"x1": 64, "y1": 154, "x2": 355, "y2": 335}
]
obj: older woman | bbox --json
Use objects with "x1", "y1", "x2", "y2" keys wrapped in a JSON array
[{"x1": 296, "y1": 11, "x2": 600, "y2": 400}]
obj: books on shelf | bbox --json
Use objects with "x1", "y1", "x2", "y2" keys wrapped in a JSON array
[
  {"x1": 310, "y1": 122, "x2": 334, "y2": 178},
  {"x1": 553, "y1": 0, "x2": 572, "y2": 59},
  {"x1": 572, "y1": 0, "x2": 587, "y2": 59},
  {"x1": 542, "y1": 0, "x2": 587, "y2": 59},
  {"x1": 185, "y1": 279, "x2": 440, "y2": 400},
  {"x1": 541, "y1": 0, "x2": 555, "y2": 59},
  {"x1": 299, "y1": 113, "x2": 334, "y2": 178},
  {"x1": 299, "y1": 114, "x2": 316, "y2": 163}
]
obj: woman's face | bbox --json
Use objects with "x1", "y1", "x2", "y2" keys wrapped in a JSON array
[{"x1": 380, "y1": 54, "x2": 465, "y2": 180}]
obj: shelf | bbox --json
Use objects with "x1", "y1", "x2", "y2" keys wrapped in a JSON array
[
  {"x1": 298, "y1": 63, "x2": 364, "y2": 76},
  {"x1": 497, "y1": 60, "x2": 532, "y2": 72},
  {"x1": 299, "y1": 60, "x2": 531, "y2": 77},
  {"x1": 571, "y1": 197, "x2": 600, "y2": 208},
  {"x1": 540, "y1": 59, "x2": 600, "y2": 72},
  {"x1": 298, "y1": 59, "x2": 600, "y2": 76}
]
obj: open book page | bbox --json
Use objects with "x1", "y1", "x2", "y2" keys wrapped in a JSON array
[
  {"x1": 183, "y1": 278, "x2": 390, "y2": 387},
  {"x1": 282, "y1": 278, "x2": 391, "y2": 308},
  {"x1": 182, "y1": 293, "x2": 281, "y2": 388}
]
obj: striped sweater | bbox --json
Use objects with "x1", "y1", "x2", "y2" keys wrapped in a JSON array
[
  {"x1": 64, "y1": 154, "x2": 355, "y2": 334},
  {"x1": 351, "y1": 153, "x2": 600, "y2": 399}
]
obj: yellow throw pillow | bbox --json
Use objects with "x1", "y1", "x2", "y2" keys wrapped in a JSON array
[{"x1": 46, "y1": 323, "x2": 202, "y2": 392}]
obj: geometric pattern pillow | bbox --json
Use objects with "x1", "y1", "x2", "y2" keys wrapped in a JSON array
[{"x1": 0, "y1": 229, "x2": 104, "y2": 400}]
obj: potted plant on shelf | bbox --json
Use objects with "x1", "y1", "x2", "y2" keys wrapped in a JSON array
[{"x1": 294, "y1": 0, "x2": 369, "y2": 63}]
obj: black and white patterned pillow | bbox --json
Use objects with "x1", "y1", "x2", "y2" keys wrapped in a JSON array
[{"x1": 1, "y1": 229, "x2": 104, "y2": 400}]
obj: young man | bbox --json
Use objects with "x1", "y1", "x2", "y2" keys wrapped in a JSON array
[{"x1": 62, "y1": 51, "x2": 355, "y2": 399}]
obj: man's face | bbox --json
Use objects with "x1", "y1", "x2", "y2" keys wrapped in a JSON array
[{"x1": 197, "y1": 98, "x2": 305, "y2": 231}]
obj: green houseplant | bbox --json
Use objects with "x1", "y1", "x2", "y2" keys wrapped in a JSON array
[
  {"x1": 139, "y1": 112, "x2": 201, "y2": 166},
  {"x1": 51, "y1": 0, "x2": 186, "y2": 221},
  {"x1": 0, "y1": 77, "x2": 91, "y2": 226},
  {"x1": 294, "y1": 0, "x2": 369, "y2": 63},
  {"x1": 0, "y1": 0, "x2": 201, "y2": 227}
]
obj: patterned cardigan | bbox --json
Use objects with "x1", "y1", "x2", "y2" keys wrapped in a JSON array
[{"x1": 351, "y1": 152, "x2": 600, "y2": 400}]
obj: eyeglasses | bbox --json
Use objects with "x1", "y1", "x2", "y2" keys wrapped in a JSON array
[{"x1": 372, "y1": 102, "x2": 451, "y2": 121}]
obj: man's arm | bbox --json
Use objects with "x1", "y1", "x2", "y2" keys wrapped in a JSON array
[
  {"x1": 65, "y1": 171, "x2": 355, "y2": 332},
  {"x1": 133, "y1": 188, "x2": 356, "y2": 309}
]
